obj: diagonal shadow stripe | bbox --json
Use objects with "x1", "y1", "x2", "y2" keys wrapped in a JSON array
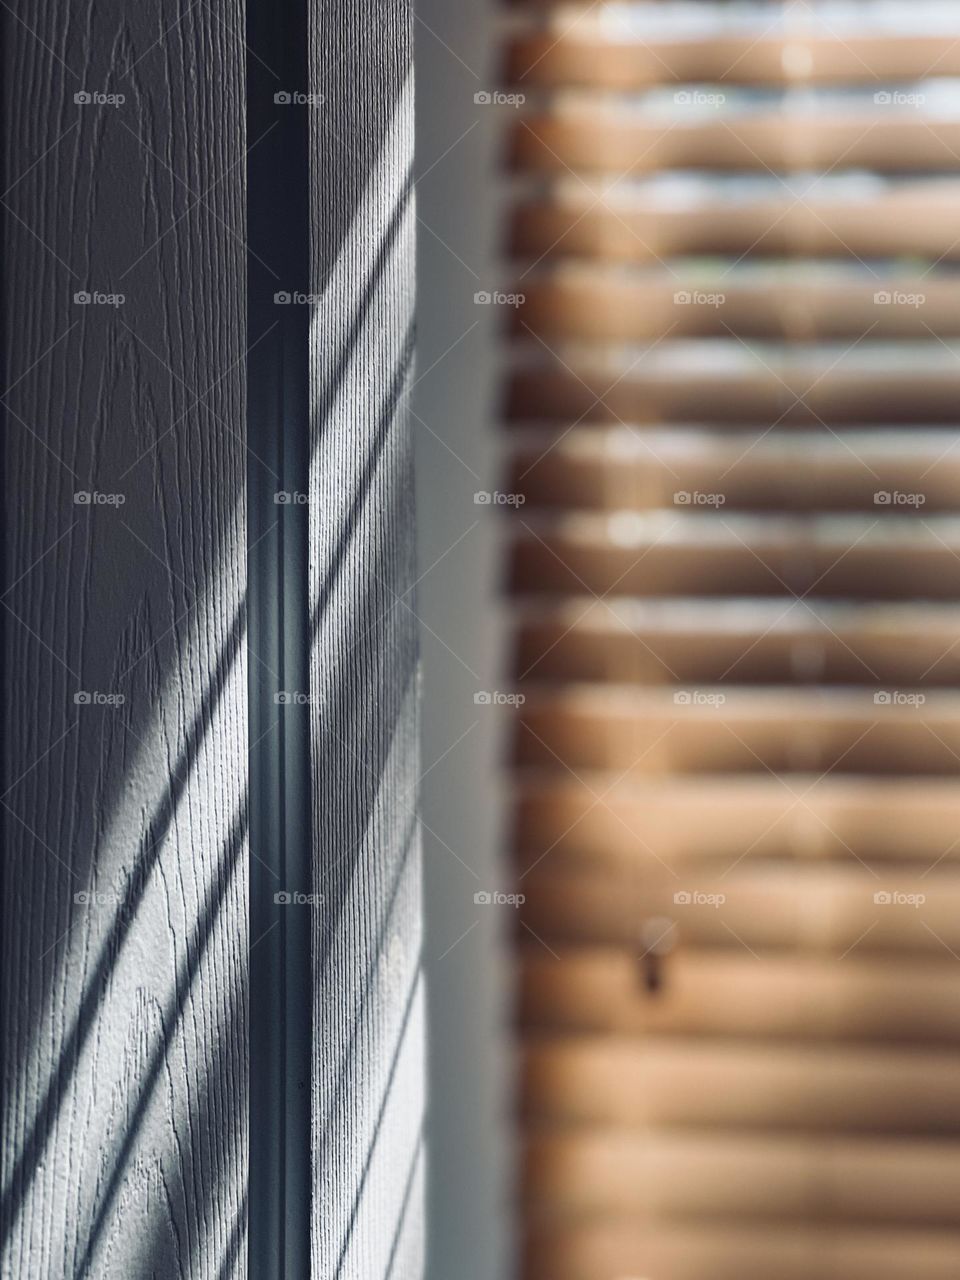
[
  {"x1": 314, "y1": 163, "x2": 413, "y2": 420},
  {"x1": 73, "y1": 802, "x2": 248, "y2": 1278},
  {"x1": 311, "y1": 186, "x2": 415, "y2": 636},
  {"x1": 314, "y1": 12, "x2": 411, "y2": 298},
  {"x1": 214, "y1": 1188, "x2": 248, "y2": 1280},
  {"x1": 331, "y1": 957, "x2": 423, "y2": 1280},
  {"x1": 308, "y1": 322, "x2": 419, "y2": 978},
  {"x1": 314, "y1": 650, "x2": 418, "y2": 951},
  {"x1": 383, "y1": 1127, "x2": 423, "y2": 1280},
  {"x1": 316, "y1": 807, "x2": 419, "y2": 1150},
  {"x1": 0, "y1": 603, "x2": 246, "y2": 1245}
]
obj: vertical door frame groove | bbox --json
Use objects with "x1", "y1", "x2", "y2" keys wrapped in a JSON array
[{"x1": 247, "y1": 1, "x2": 313, "y2": 1275}]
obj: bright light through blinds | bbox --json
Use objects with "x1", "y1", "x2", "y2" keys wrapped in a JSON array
[{"x1": 499, "y1": 3, "x2": 960, "y2": 1279}]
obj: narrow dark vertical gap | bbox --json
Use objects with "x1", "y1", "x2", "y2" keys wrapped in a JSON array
[{"x1": 247, "y1": 2, "x2": 312, "y2": 1277}]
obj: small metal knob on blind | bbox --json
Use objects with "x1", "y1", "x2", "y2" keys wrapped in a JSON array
[{"x1": 638, "y1": 915, "x2": 679, "y2": 996}]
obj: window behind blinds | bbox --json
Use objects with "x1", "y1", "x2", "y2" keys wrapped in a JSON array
[{"x1": 499, "y1": 4, "x2": 960, "y2": 1278}]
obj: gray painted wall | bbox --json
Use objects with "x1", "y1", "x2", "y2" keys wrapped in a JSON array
[
  {"x1": 413, "y1": 2, "x2": 513, "y2": 1277},
  {"x1": 1, "y1": 3, "x2": 248, "y2": 1277}
]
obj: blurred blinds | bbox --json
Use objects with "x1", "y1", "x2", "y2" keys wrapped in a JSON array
[{"x1": 500, "y1": 3, "x2": 960, "y2": 1279}]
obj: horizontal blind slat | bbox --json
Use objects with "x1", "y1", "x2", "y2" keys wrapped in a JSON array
[
  {"x1": 523, "y1": 1221, "x2": 960, "y2": 1280},
  {"x1": 514, "y1": 776, "x2": 960, "y2": 865},
  {"x1": 511, "y1": 114, "x2": 960, "y2": 175},
  {"x1": 511, "y1": 191, "x2": 960, "y2": 261},
  {"x1": 525, "y1": 1129, "x2": 960, "y2": 1223},
  {"x1": 506, "y1": 32, "x2": 960, "y2": 89},
  {"x1": 514, "y1": 276, "x2": 960, "y2": 341},
  {"x1": 513, "y1": 603, "x2": 960, "y2": 684},
  {"x1": 523, "y1": 1038, "x2": 960, "y2": 1131}
]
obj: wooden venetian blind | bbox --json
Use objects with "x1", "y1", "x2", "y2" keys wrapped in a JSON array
[{"x1": 498, "y1": 4, "x2": 960, "y2": 1279}]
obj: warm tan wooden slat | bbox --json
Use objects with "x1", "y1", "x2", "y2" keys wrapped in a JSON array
[
  {"x1": 523, "y1": 1219, "x2": 960, "y2": 1280},
  {"x1": 525, "y1": 1129, "x2": 960, "y2": 1224},
  {"x1": 506, "y1": 359, "x2": 960, "y2": 424},
  {"x1": 510, "y1": 516, "x2": 960, "y2": 598},
  {"x1": 519, "y1": 950, "x2": 960, "y2": 1041},
  {"x1": 512, "y1": 600, "x2": 960, "y2": 686},
  {"x1": 511, "y1": 187, "x2": 960, "y2": 263},
  {"x1": 522, "y1": 1038, "x2": 960, "y2": 1132},
  {"x1": 517, "y1": 861, "x2": 960, "y2": 956},
  {"x1": 510, "y1": 428, "x2": 960, "y2": 513},
  {"x1": 505, "y1": 31, "x2": 960, "y2": 90},
  {"x1": 511, "y1": 113, "x2": 960, "y2": 176},
  {"x1": 514, "y1": 273, "x2": 960, "y2": 342},
  {"x1": 515, "y1": 687, "x2": 960, "y2": 775},
  {"x1": 514, "y1": 775, "x2": 960, "y2": 867}
]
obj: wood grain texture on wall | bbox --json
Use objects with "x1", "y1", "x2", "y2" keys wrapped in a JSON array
[
  {"x1": 0, "y1": 3, "x2": 248, "y2": 1278},
  {"x1": 308, "y1": 2, "x2": 423, "y2": 1277}
]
